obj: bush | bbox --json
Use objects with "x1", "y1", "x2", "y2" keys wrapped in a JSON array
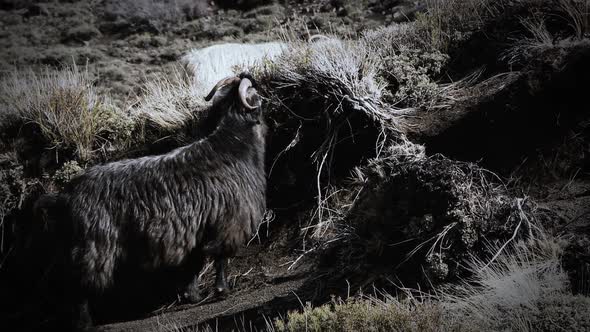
[
  {"x1": 52, "y1": 160, "x2": 84, "y2": 188},
  {"x1": 275, "y1": 298, "x2": 449, "y2": 332},
  {"x1": 381, "y1": 46, "x2": 448, "y2": 108}
]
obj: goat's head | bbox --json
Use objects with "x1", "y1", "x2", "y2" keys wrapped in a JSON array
[{"x1": 204, "y1": 72, "x2": 261, "y2": 111}]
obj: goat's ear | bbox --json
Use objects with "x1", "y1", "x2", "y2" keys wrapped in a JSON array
[
  {"x1": 206, "y1": 83, "x2": 233, "y2": 104},
  {"x1": 244, "y1": 87, "x2": 262, "y2": 110},
  {"x1": 205, "y1": 76, "x2": 240, "y2": 102}
]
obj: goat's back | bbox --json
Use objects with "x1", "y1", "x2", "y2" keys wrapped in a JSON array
[{"x1": 63, "y1": 133, "x2": 266, "y2": 290}]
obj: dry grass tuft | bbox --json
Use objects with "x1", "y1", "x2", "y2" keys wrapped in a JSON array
[
  {"x1": 417, "y1": 0, "x2": 499, "y2": 52},
  {"x1": 442, "y1": 236, "x2": 590, "y2": 331},
  {"x1": 0, "y1": 64, "x2": 133, "y2": 161},
  {"x1": 134, "y1": 68, "x2": 206, "y2": 132},
  {"x1": 559, "y1": 0, "x2": 590, "y2": 40},
  {"x1": 502, "y1": 15, "x2": 555, "y2": 65},
  {"x1": 255, "y1": 36, "x2": 392, "y2": 123}
]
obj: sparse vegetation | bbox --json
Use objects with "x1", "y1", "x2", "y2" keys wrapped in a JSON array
[
  {"x1": 1, "y1": 0, "x2": 589, "y2": 331},
  {"x1": 133, "y1": 67, "x2": 205, "y2": 140}
]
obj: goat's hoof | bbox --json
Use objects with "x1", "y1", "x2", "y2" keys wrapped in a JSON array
[
  {"x1": 73, "y1": 317, "x2": 93, "y2": 331},
  {"x1": 72, "y1": 301, "x2": 93, "y2": 331},
  {"x1": 183, "y1": 289, "x2": 203, "y2": 303},
  {"x1": 215, "y1": 286, "x2": 229, "y2": 297}
]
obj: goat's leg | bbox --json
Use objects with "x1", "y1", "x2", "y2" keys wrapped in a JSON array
[
  {"x1": 203, "y1": 244, "x2": 230, "y2": 295},
  {"x1": 68, "y1": 261, "x2": 93, "y2": 330},
  {"x1": 183, "y1": 274, "x2": 203, "y2": 303},
  {"x1": 215, "y1": 257, "x2": 229, "y2": 295},
  {"x1": 66, "y1": 277, "x2": 93, "y2": 330},
  {"x1": 73, "y1": 298, "x2": 93, "y2": 331},
  {"x1": 181, "y1": 252, "x2": 206, "y2": 303}
]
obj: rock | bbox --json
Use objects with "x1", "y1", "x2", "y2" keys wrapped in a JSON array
[
  {"x1": 392, "y1": 4, "x2": 426, "y2": 23},
  {"x1": 0, "y1": 0, "x2": 32, "y2": 10},
  {"x1": 320, "y1": 3, "x2": 333, "y2": 12},
  {"x1": 159, "y1": 48, "x2": 180, "y2": 62},
  {"x1": 216, "y1": 0, "x2": 274, "y2": 10},
  {"x1": 151, "y1": 35, "x2": 167, "y2": 47},
  {"x1": 392, "y1": 10, "x2": 405, "y2": 22},
  {"x1": 369, "y1": 0, "x2": 401, "y2": 12},
  {"x1": 65, "y1": 24, "x2": 101, "y2": 42},
  {"x1": 129, "y1": 53, "x2": 150, "y2": 64},
  {"x1": 330, "y1": 0, "x2": 345, "y2": 8},
  {"x1": 180, "y1": 0, "x2": 210, "y2": 20},
  {"x1": 24, "y1": 3, "x2": 49, "y2": 17},
  {"x1": 310, "y1": 15, "x2": 327, "y2": 29},
  {"x1": 385, "y1": 14, "x2": 393, "y2": 24}
]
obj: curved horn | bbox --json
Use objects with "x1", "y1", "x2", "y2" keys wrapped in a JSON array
[
  {"x1": 204, "y1": 76, "x2": 240, "y2": 101},
  {"x1": 238, "y1": 78, "x2": 259, "y2": 110},
  {"x1": 309, "y1": 34, "x2": 330, "y2": 43}
]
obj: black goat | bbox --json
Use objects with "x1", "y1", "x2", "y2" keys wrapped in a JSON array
[{"x1": 36, "y1": 73, "x2": 267, "y2": 328}]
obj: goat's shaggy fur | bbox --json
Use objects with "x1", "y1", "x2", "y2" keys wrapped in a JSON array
[
  {"x1": 181, "y1": 42, "x2": 286, "y2": 94},
  {"x1": 37, "y1": 75, "x2": 267, "y2": 325}
]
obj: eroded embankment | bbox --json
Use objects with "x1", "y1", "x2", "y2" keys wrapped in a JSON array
[
  {"x1": 88, "y1": 25, "x2": 590, "y2": 332},
  {"x1": 1, "y1": 1, "x2": 590, "y2": 331}
]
